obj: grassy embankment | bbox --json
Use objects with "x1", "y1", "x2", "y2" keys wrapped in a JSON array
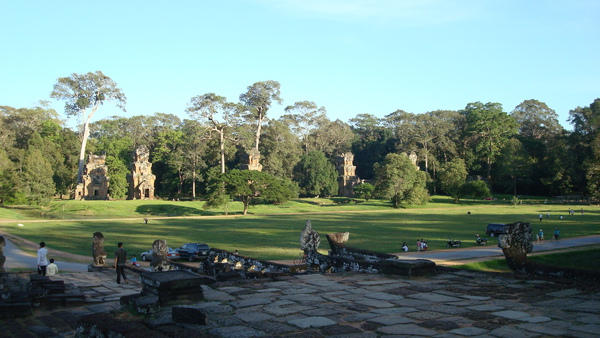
[{"x1": 0, "y1": 195, "x2": 597, "y2": 261}]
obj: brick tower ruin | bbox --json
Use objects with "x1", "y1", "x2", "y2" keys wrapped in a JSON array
[
  {"x1": 75, "y1": 153, "x2": 110, "y2": 200},
  {"x1": 128, "y1": 146, "x2": 156, "y2": 200},
  {"x1": 336, "y1": 152, "x2": 361, "y2": 197}
]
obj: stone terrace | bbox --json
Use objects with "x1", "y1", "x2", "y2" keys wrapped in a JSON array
[{"x1": 1, "y1": 267, "x2": 600, "y2": 337}]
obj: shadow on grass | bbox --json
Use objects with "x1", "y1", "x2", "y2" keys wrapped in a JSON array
[{"x1": 135, "y1": 204, "x2": 220, "y2": 217}]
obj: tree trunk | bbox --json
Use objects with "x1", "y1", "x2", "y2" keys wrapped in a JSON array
[
  {"x1": 77, "y1": 122, "x2": 91, "y2": 184},
  {"x1": 254, "y1": 110, "x2": 263, "y2": 152},
  {"x1": 219, "y1": 130, "x2": 225, "y2": 173},
  {"x1": 192, "y1": 169, "x2": 197, "y2": 198}
]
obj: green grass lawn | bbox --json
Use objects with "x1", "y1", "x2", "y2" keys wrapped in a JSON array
[
  {"x1": 456, "y1": 247, "x2": 600, "y2": 273},
  {"x1": 1, "y1": 196, "x2": 598, "y2": 261}
]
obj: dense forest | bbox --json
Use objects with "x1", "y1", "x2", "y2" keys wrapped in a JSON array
[{"x1": 1, "y1": 73, "x2": 598, "y2": 207}]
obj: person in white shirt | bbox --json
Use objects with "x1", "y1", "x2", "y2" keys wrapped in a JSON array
[
  {"x1": 37, "y1": 241, "x2": 48, "y2": 276},
  {"x1": 47, "y1": 258, "x2": 59, "y2": 275}
]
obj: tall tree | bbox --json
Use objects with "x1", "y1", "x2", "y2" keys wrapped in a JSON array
[
  {"x1": 50, "y1": 71, "x2": 126, "y2": 186},
  {"x1": 239, "y1": 81, "x2": 282, "y2": 152},
  {"x1": 186, "y1": 93, "x2": 237, "y2": 173},
  {"x1": 260, "y1": 119, "x2": 302, "y2": 179},
  {"x1": 374, "y1": 153, "x2": 429, "y2": 208},
  {"x1": 350, "y1": 114, "x2": 394, "y2": 179},
  {"x1": 22, "y1": 147, "x2": 55, "y2": 205},
  {"x1": 461, "y1": 102, "x2": 518, "y2": 183},
  {"x1": 568, "y1": 98, "x2": 600, "y2": 197},
  {"x1": 180, "y1": 119, "x2": 208, "y2": 198},
  {"x1": 293, "y1": 151, "x2": 338, "y2": 197},
  {"x1": 438, "y1": 158, "x2": 468, "y2": 203},
  {"x1": 281, "y1": 101, "x2": 328, "y2": 154}
]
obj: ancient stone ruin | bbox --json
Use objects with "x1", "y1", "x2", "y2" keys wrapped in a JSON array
[
  {"x1": 243, "y1": 148, "x2": 263, "y2": 171},
  {"x1": 75, "y1": 153, "x2": 110, "y2": 200},
  {"x1": 150, "y1": 239, "x2": 173, "y2": 272},
  {"x1": 336, "y1": 152, "x2": 361, "y2": 197},
  {"x1": 128, "y1": 145, "x2": 156, "y2": 200},
  {"x1": 91, "y1": 232, "x2": 107, "y2": 267},
  {"x1": 295, "y1": 219, "x2": 436, "y2": 276}
]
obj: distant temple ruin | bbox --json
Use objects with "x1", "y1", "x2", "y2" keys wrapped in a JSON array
[
  {"x1": 75, "y1": 153, "x2": 110, "y2": 200},
  {"x1": 243, "y1": 148, "x2": 263, "y2": 171},
  {"x1": 128, "y1": 146, "x2": 156, "y2": 200},
  {"x1": 336, "y1": 152, "x2": 361, "y2": 197}
]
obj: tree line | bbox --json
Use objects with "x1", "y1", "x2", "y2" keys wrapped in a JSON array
[{"x1": 0, "y1": 71, "x2": 598, "y2": 208}]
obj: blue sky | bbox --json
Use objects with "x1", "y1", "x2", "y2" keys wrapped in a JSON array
[{"x1": 1, "y1": 0, "x2": 598, "y2": 129}]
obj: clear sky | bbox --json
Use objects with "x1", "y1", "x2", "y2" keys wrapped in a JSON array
[{"x1": 1, "y1": 0, "x2": 598, "y2": 129}]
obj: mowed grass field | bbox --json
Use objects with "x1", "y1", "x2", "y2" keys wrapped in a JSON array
[{"x1": 0, "y1": 196, "x2": 598, "y2": 261}]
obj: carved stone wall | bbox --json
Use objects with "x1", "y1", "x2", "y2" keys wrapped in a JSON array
[
  {"x1": 336, "y1": 152, "x2": 360, "y2": 197},
  {"x1": 75, "y1": 154, "x2": 110, "y2": 200},
  {"x1": 128, "y1": 146, "x2": 156, "y2": 200}
]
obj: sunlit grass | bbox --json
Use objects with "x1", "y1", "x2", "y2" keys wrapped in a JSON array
[{"x1": 1, "y1": 196, "x2": 598, "y2": 261}]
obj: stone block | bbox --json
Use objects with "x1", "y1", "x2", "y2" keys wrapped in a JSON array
[
  {"x1": 135, "y1": 295, "x2": 160, "y2": 314},
  {"x1": 172, "y1": 306, "x2": 208, "y2": 325}
]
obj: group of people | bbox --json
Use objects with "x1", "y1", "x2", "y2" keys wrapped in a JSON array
[
  {"x1": 37, "y1": 240, "x2": 131, "y2": 285},
  {"x1": 400, "y1": 240, "x2": 428, "y2": 252},
  {"x1": 36, "y1": 241, "x2": 58, "y2": 276},
  {"x1": 536, "y1": 228, "x2": 560, "y2": 243}
]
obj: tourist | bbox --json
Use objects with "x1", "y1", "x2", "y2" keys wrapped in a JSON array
[
  {"x1": 546, "y1": 211, "x2": 550, "y2": 218},
  {"x1": 416, "y1": 239, "x2": 422, "y2": 252},
  {"x1": 554, "y1": 228, "x2": 560, "y2": 241},
  {"x1": 421, "y1": 239, "x2": 428, "y2": 251},
  {"x1": 581, "y1": 208, "x2": 584, "y2": 215},
  {"x1": 113, "y1": 242, "x2": 128, "y2": 284},
  {"x1": 130, "y1": 254, "x2": 140, "y2": 267},
  {"x1": 37, "y1": 241, "x2": 48, "y2": 276},
  {"x1": 539, "y1": 213, "x2": 543, "y2": 221},
  {"x1": 538, "y1": 229, "x2": 544, "y2": 243},
  {"x1": 401, "y1": 242, "x2": 409, "y2": 252},
  {"x1": 47, "y1": 258, "x2": 59, "y2": 275}
]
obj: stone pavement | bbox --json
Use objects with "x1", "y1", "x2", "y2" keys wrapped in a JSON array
[{"x1": 1, "y1": 266, "x2": 600, "y2": 337}]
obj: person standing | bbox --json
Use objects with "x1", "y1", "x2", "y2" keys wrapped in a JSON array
[
  {"x1": 37, "y1": 241, "x2": 48, "y2": 276},
  {"x1": 539, "y1": 213, "x2": 543, "y2": 221},
  {"x1": 553, "y1": 228, "x2": 560, "y2": 241},
  {"x1": 114, "y1": 242, "x2": 128, "y2": 284},
  {"x1": 538, "y1": 229, "x2": 544, "y2": 243},
  {"x1": 47, "y1": 258, "x2": 59, "y2": 275}
]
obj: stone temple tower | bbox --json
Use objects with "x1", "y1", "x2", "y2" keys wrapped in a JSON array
[
  {"x1": 128, "y1": 146, "x2": 156, "y2": 200},
  {"x1": 75, "y1": 153, "x2": 110, "y2": 200},
  {"x1": 336, "y1": 152, "x2": 361, "y2": 197}
]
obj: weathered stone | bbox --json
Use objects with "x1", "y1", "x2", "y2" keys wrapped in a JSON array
[
  {"x1": 172, "y1": 306, "x2": 208, "y2": 325},
  {"x1": 128, "y1": 145, "x2": 156, "y2": 200},
  {"x1": 91, "y1": 232, "x2": 107, "y2": 266},
  {"x1": 336, "y1": 152, "x2": 360, "y2": 197},
  {"x1": 149, "y1": 239, "x2": 172, "y2": 271},
  {"x1": 135, "y1": 295, "x2": 160, "y2": 314},
  {"x1": 75, "y1": 153, "x2": 109, "y2": 200}
]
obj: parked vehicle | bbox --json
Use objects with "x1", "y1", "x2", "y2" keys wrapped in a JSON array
[
  {"x1": 176, "y1": 243, "x2": 210, "y2": 262},
  {"x1": 485, "y1": 223, "x2": 506, "y2": 237},
  {"x1": 140, "y1": 247, "x2": 180, "y2": 261},
  {"x1": 446, "y1": 239, "x2": 461, "y2": 248}
]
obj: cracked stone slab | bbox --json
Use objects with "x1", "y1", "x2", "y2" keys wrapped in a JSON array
[
  {"x1": 230, "y1": 297, "x2": 272, "y2": 308},
  {"x1": 288, "y1": 316, "x2": 337, "y2": 328},
  {"x1": 234, "y1": 311, "x2": 276, "y2": 322},
  {"x1": 492, "y1": 310, "x2": 533, "y2": 320},
  {"x1": 407, "y1": 292, "x2": 463, "y2": 303},
  {"x1": 448, "y1": 327, "x2": 488, "y2": 336},
  {"x1": 264, "y1": 304, "x2": 314, "y2": 316},
  {"x1": 363, "y1": 292, "x2": 404, "y2": 301},
  {"x1": 367, "y1": 315, "x2": 413, "y2": 325},
  {"x1": 466, "y1": 304, "x2": 505, "y2": 312},
  {"x1": 377, "y1": 323, "x2": 438, "y2": 336},
  {"x1": 546, "y1": 288, "x2": 582, "y2": 298},
  {"x1": 355, "y1": 298, "x2": 395, "y2": 308}
]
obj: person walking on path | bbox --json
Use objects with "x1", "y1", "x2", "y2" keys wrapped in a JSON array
[
  {"x1": 47, "y1": 258, "x2": 59, "y2": 275},
  {"x1": 554, "y1": 228, "x2": 560, "y2": 241},
  {"x1": 537, "y1": 229, "x2": 544, "y2": 243},
  {"x1": 114, "y1": 242, "x2": 128, "y2": 284},
  {"x1": 37, "y1": 241, "x2": 48, "y2": 276}
]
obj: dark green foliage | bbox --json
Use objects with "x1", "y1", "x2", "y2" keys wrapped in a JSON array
[
  {"x1": 353, "y1": 182, "x2": 375, "y2": 201},
  {"x1": 206, "y1": 169, "x2": 298, "y2": 215},
  {"x1": 294, "y1": 151, "x2": 339, "y2": 197},
  {"x1": 374, "y1": 153, "x2": 429, "y2": 207}
]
